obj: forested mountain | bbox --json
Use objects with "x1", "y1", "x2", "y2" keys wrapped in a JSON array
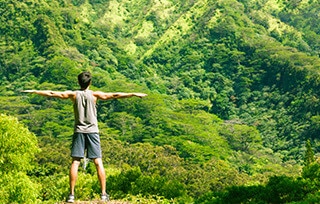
[{"x1": 1, "y1": 0, "x2": 320, "y2": 203}]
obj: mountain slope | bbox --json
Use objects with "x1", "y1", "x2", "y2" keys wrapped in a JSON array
[{"x1": 1, "y1": 0, "x2": 320, "y2": 202}]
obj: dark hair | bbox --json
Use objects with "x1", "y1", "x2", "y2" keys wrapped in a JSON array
[{"x1": 78, "y1": 71, "x2": 92, "y2": 89}]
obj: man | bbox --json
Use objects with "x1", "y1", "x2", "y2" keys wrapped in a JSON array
[{"x1": 23, "y1": 71, "x2": 147, "y2": 203}]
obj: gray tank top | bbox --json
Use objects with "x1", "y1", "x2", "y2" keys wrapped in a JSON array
[{"x1": 73, "y1": 90, "x2": 99, "y2": 133}]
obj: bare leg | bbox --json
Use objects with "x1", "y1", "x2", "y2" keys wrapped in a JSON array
[
  {"x1": 93, "y1": 158, "x2": 106, "y2": 195},
  {"x1": 69, "y1": 157, "x2": 81, "y2": 195}
]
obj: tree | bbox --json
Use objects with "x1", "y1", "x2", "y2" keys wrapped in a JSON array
[
  {"x1": 304, "y1": 139, "x2": 315, "y2": 166},
  {"x1": 220, "y1": 123, "x2": 262, "y2": 153},
  {"x1": 0, "y1": 114, "x2": 40, "y2": 203},
  {"x1": 0, "y1": 114, "x2": 39, "y2": 172}
]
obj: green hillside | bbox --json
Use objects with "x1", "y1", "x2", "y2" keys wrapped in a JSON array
[{"x1": 1, "y1": 0, "x2": 320, "y2": 203}]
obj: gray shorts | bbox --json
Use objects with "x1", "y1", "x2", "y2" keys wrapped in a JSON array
[{"x1": 71, "y1": 133, "x2": 102, "y2": 159}]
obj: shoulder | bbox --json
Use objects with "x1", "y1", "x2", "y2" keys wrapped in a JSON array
[
  {"x1": 65, "y1": 90, "x2": 77, "y2": 96},
  {"x1": 92, "y1": 91, "x2": 113, "y2": 100},
  {"x1": 92, "y1": 91, "x2": 104, "y2": 98},
  {"x1": 63, "y1": 90, "x2": 77, "y2": 101}
]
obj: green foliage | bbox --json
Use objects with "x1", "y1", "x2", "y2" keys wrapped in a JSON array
[
  {"x1": 0, "y1": 114, "x2": 40, "y2": 203},
  {"x1": 40, "y1": 56, "x2": 81, "y2": 88},
  {"x1": 131, "y1": 174, "x2": 186, "y2": 199},
  {"x1": 0, "y1": 114, "x2": 39, "y2": 172},
  {"x1": 107, "y1": 166, "x2": 142, "y2": 197},
  {"x1": 304, "y1": 139, "x2": 315, "y2": 166},
  {"x1": 219, "y1": 123, "x2": 262, "y2": 152},
  {"x1": 301, "y1": 162, "x2": 320, "y2": 195},
  {"x1": 215, "y1": 175, "x2": 307, "y2": 204},
  {"x1": 1, "y1": 0, "x2": 320, "y2": 202},
  {"x1": 0, "y1": 172, "x2": 40, "y2": 204},
  {"x1": 107, "y1": 166, "x2": 187, "y2": 201},
  {"x1": 264, "y1": 176, "x2": 307, "y2": 203},
  {"x1": 123, "y1": 194, "x2": 176, "y2": 204},
  {"x1": 37, "y1": 172, "x2": 102, "y2": 202}
]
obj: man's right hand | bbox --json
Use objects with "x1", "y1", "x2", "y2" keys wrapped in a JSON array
[{"x1": 133, "y1": 93, "x2": 147, "y2": 98}]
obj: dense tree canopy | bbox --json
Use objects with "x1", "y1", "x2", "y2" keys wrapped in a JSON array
[{"x1": 1, "y1": 0, "x2": 320, "y2": 203}]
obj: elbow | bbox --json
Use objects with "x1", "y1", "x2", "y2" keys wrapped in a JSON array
[{"x1": 113, "y1": 93, "x2": 121, "y2": 99}]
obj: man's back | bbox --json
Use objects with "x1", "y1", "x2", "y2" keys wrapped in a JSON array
[{"x1": 73, "y1": 90, "x2": 98, "y2": 133}]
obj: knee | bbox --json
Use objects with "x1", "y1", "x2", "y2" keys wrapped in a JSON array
[
  {"x1": 93, "y1": 158, "x2": 103, "y2": 167},
  {"x1": 72, "y1": 158, "x2": 81, "y2": 166}
]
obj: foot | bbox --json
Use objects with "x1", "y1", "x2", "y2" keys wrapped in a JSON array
[
  {"x1": 66, "y1": 194, "x2": 74, "y2": 203},
  {"x1": 101, "y1": 193, "x2": 110, "y2": 202}
]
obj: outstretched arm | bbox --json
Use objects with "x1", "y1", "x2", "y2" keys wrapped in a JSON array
[
  {"x1": 93, "y1": 91, "x2": 147, "y2": 100},
  {"x1": 22, "y1": 90, "x2": 75, "y2": 100}
]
